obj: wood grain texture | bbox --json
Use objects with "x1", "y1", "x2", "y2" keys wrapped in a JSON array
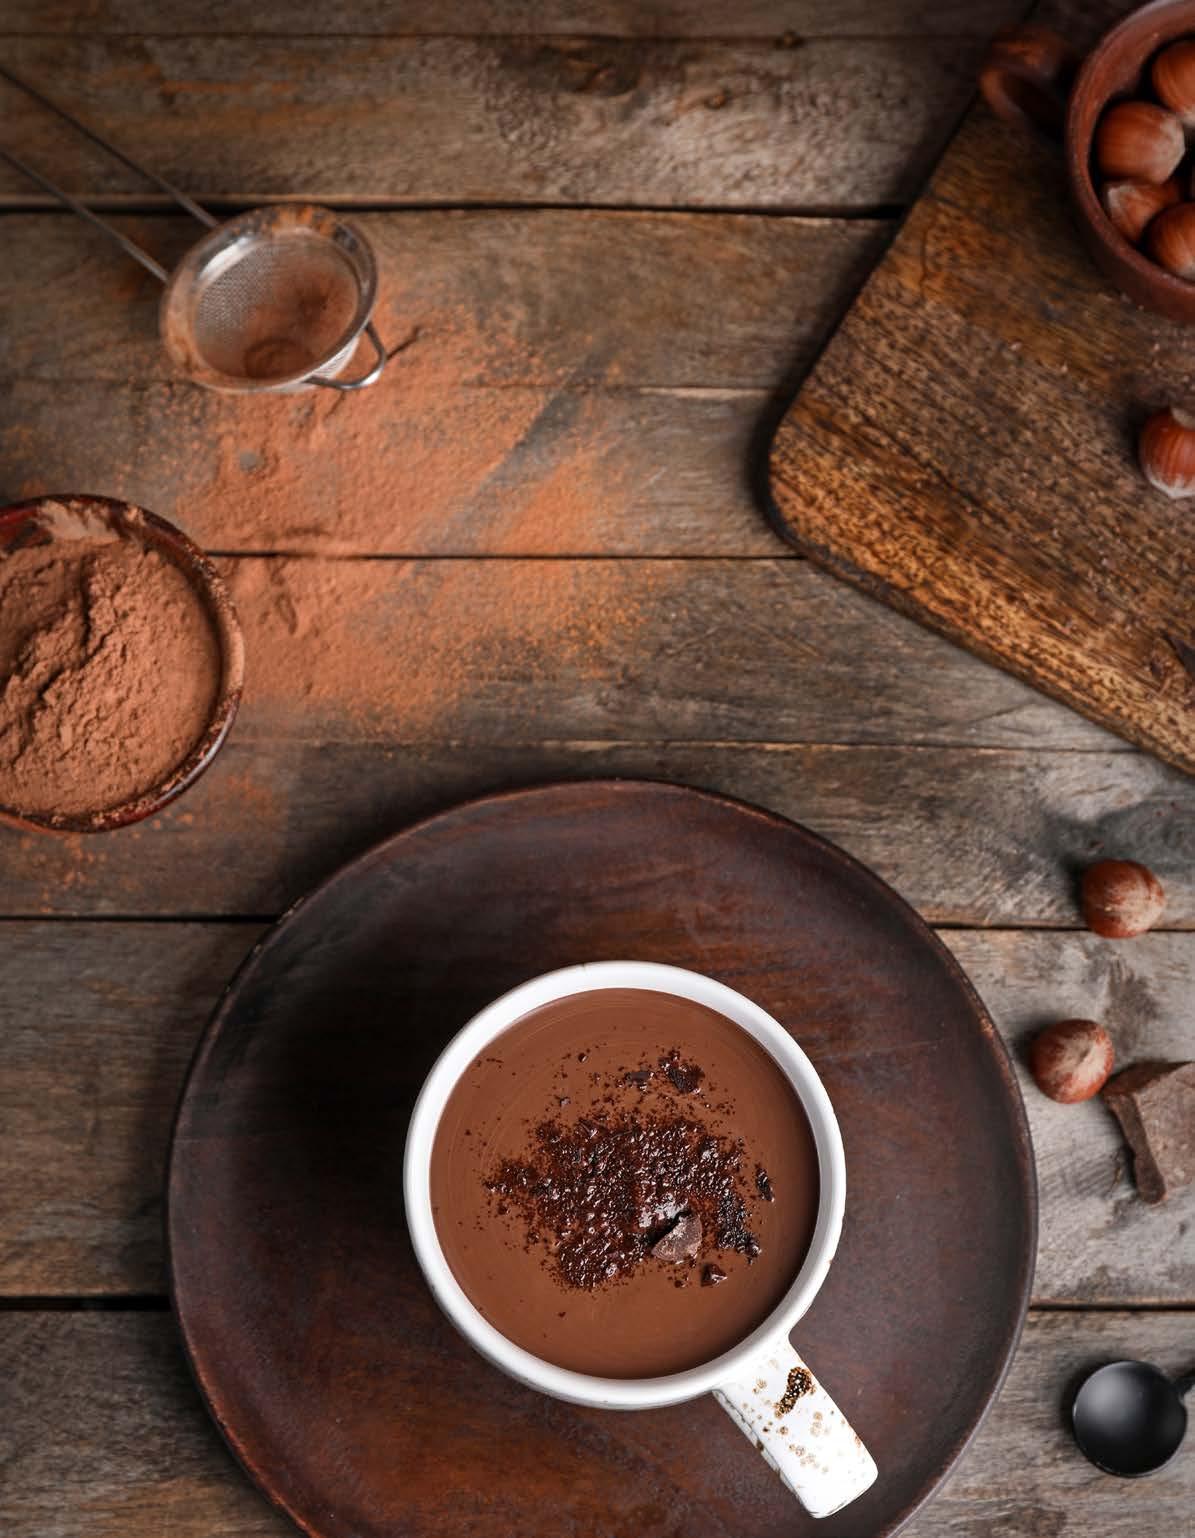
[
  {"x1": 0, "y1": 1, "x2": 1025, "y2": 38},
  {"x1": 0, "y1": 211, "x2": 886, "y2": 386},
  {"x1": 0, "y1": 6, "x2": 1178, "y2": 1538},
  {"x1": 0, "y1": 923, "x2": 260, "y2": 1295},
  {"x1": 943, "y1": 930, "x2": 1195, "y2": 1306},
  {"x1": 208, "y1": 558, "x2": 1130, "y2": 750},
  {"x1": 2, "y1": 920, "x2": 1189, "y2": 1301},
  {"x1": 2, "y1": 379, "x2": 796, "y2": 557},
  {"x1": 0, "y1": 211, "x2": 888, "y2": 557},
  {"x1": 0, "y1": 36, "x2": 984, "y2": 208},
  {"x1": 1, "y1": 739, "x2": 1190, "y2": 923},
  {"x1": 2, "y1": 1310, "x2": 1191, "y2": 1538},
  {"x1": 769, "y1": 108, "x2": 1195, "y2": 774}
]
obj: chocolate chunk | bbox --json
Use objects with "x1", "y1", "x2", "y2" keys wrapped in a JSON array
[
  {"x1": 1102, "y1": 1061, "x2": 1195, "y2": 1203},
  {"x1": 624, "y1": 1068, "x2": 653, "y2": 1089},
  {"x1": 651, "y1": 1211, "x2": 702, "y2": 1263},
  {"x1": 702, "y1": 1263, "x2": 728, "y2": 1286},
  {"x1": 661, "y1": 1049, "x2": 705, "y2": 1094}
]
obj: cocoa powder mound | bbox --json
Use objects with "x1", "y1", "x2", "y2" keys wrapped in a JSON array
[{"x1": 0, "y1": 515, "x2": 221, "y2": 818}]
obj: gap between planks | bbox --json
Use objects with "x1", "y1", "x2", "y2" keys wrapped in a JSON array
[
  {"x1": 0, "y1": 197, "x2": 909, "y2": 219},
  {"x1": 1, "y1": 1297, "x2": 1190, "y2": 1311}
]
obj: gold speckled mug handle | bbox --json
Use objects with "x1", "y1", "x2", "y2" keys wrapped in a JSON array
[{"x1": 715, "y1": 1343, "x2": 877, "y2": 1519}]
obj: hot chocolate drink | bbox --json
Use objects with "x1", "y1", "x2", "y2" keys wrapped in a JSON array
[{"x1": 429, "y1": 987, "x2": 819, "y2": 1378}]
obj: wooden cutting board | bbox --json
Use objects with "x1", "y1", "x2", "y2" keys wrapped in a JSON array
[{"x1": 769, "y1": 73, "x2": 1195, "y2": 774}]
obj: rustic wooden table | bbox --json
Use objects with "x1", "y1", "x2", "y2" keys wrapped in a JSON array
[{"x1": 1, "y1": 3, "x2": 1191, "y2": 1535}]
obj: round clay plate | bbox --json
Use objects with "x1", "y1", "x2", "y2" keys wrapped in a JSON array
[{"x1": 168, "y1": 780, "x2": 1036, "y2": 1538}]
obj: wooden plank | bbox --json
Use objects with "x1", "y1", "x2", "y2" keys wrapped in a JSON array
[
  {"x1": 943, "y1": 930, "x2": 1195, "y2": 1307},
  {"x1": 2, "y1": 1309, "x2": 1191, "y2": 1537},
  {"x1": 904, "y1": 1311, "x2": 1195, "y2": 1538},
  {"x1": 2, "y1": 738, "x2": 1190, "y2": 923},
  {"x1": 0, "y1": 211, "x2": 888, "y2": 557},
  {"x1": 0, "y1": 1311, "x2": 294, "y2": 1538},
  {"x1": 0, "y1": 2, "x2": 1025, "y2": 39},
  {"x1": 769, "y1": 96, "x2": 1195, "y2": 776},
  {"x1": 0, "y1": 212, "x2": 887, "y2": 386},
  {"x1": 214, "y1": 558, "x2": 1130, "y2": 748},
  {"x1": 1, "y1": 380, "x2": 798, "y2": 557},
  {"x1": 2, "y1": 922, "x2": 1190, "y2": 1299},
  {"x1": 0, "y1": 923, "x2": 262, "y2": 1296},
  {"x1": 0, "y1": 36, "x2": 986, "y2": 208}
]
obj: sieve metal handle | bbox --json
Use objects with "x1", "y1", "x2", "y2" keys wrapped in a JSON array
[
  {"x1": 310, "y1": 321, "x2": 388, "y2": 391},
  {"x1": 0, "y1": 63, "x2": 217, "y2": 228},
  {"x1": 0, "y1": 146, "x2": 169, "y2": 282}
]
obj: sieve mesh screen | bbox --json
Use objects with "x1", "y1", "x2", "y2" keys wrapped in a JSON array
[{"x1": 191, "y1": 235, "x2": 361, "y2": 381}]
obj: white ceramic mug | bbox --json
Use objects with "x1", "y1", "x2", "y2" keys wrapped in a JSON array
[{"x1": 404, "y1": 961, "x2": 878, "y2": 1519}]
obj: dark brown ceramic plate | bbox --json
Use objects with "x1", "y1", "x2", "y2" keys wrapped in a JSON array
[{"x1": 168, "y1": 780, "x2": 1036, "y2": 1538}]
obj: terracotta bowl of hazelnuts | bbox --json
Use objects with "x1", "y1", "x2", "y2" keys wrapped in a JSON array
[{"x1": 981, "y1": 0, "x2": 1195, "y2": 324}]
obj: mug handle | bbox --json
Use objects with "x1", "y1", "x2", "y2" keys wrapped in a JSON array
[
  {"x1": 978, "y1": 24, "x2": 1082, "y2": 140},
  {"x1": 714, "y1": 1342, "x2": 877, "y2": 1519}
]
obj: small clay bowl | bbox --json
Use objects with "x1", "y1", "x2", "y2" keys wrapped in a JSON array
[
  {"x1": 980, "y1": 0, "x2": 1195, "y2": 323},
  {"x1": 0, "y1": 494, "x2": 244, "y2": 834}
]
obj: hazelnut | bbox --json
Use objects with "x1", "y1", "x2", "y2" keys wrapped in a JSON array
[
  {"x1": 1095, "y1": 100, "x2": 1185, "y2": 184},
  {"x1": 1029, "y1": 1020, "x2": 1114, "y2": 1103},
  {"x1": 1080, "y1": 859, "x2": 1166, "y2": 938},
  {"x1": 1153, "y1": 39, "x2": 1195, "y2": 127},
  {"x1": 1100, "y1": 176, "x2": 1180, "y2": 243},
  {"x1": 1147, "y1": 201, "x2": 1195, "y2": 277},
  {"x1": 1139, "y1": 405, "x2": 1195, "y2": 498}
]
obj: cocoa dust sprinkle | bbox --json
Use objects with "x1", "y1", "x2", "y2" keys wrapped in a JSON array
[{"x1": 486, "y1": 1109, "x2": 763, "y2": 1291}]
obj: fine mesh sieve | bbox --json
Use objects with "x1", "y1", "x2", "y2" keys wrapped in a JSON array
[
  {"x1": 0, "y1": 65, "x2": 387, "y2": 394},
  {"x1": 160, "y1": 203, "x2": 384, "y2": 392}
]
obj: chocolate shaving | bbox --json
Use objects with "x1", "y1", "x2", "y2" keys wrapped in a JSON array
[
  {"x1": 756, "y1": 1166, "x2": 775, "y2": 1202},
  {"x1": 661, "y1": 1048, "x2": 705, "y2": 1094},
  {"x1": 486, "y1": 1109, "x2": 762, "y2": 1289},
  {"x1": 702, "y1": 1263, "x2": 728, "y2": 1287}
]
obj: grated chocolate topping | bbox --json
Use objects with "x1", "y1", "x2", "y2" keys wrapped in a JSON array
[{"x1": 486, "y1": 1106, "x2": 762, "y2": 1291}]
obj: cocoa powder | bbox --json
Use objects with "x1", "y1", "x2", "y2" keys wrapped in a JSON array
[
  {"x1": 223, "y1": 553, "x2": 662, "y2": 738},
  {"x1": 0, "y1": 505, "x2": 221, "y2": 818},
  {"x1": 11, "y1": 315, "x2": 632, "y2": 557}
]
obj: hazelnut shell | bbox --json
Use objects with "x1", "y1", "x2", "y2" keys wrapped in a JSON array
[
  {"x1": 1100, "y1": 176, "x2": 1181, "y2": 244},
  {"x1": 1139, "y1": 405, "x2": 1195, "y2": 499},
  {"x1": 1029, "y1": 1020, "x2": 1114, "y2": 1104},
  {"x1": 1095, "y1": 100, "x2": 1185, "y2": 184},
  {"x1": 1080, "y1": 860, "x2": 1166, "y2": 939},
  {"x1": 1148, "y1": 201, "x2": 1195, "y2": 279},
  {"x1": 1153, "y1": 39, "x2": 1195, "y2": 128}
]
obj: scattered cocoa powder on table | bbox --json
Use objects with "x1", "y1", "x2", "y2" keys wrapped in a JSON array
[
  {"x1": 9, "y1": 317, "x2": 635, "y2": 557},
  {"x1": 0, "y1": 503, "x2": 221, "y2": 819}
]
